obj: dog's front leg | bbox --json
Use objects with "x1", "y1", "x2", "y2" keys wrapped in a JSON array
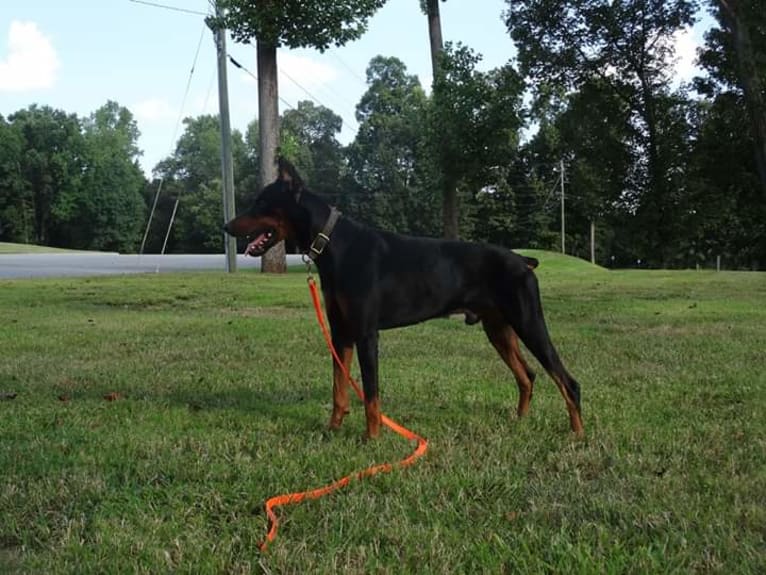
[
  {"x1": 356, "y1": 332, "x2": 381, "y2": 439},
  {"x1": 329, "y1": 337, "x2": 353, "y2": 430}
]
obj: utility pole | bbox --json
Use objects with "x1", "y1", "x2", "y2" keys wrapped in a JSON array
[
  {"x1": 560, "y1": 158, "x2": 565, "y2": 254},
  {"x1": 590, "y1": 221, "x2": 595, "y2": 264},
  {"x1": 214, "y1": 2, "x2": 237, "y2": 272}
]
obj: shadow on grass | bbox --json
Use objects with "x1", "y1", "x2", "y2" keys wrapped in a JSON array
[{"x1": 156, "y1": 384, "x2": 334, "y2": 433}]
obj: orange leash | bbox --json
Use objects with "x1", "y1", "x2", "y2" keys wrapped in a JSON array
[{"x1": 258, "y1": 276, "x2": 428, "y2": 552}]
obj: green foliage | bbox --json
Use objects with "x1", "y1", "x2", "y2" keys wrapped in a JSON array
[
  {"x1": 346, "y1": 56, "x2": 440, "y2": 235},
  {"x1": 506, "y1": 0, "x2": 697, "y2": 94},
  {"x1": 684, "y1": 93, "x2": 766, "y2": 267},
  {"x1": 149, "y1": 115, "x2": 250, "y2": 254},
  {"x1": 429, "y1": 43, "x2": 525, "y2": 240},
  {"x1": 0, "y1": 116, "x2": 28, "y2": 243},
  {"x1": 0, "y1": 103, "x2": 148, "y2": 252},
  {"x1": 6, "y1": 106, "x2": 86, "y2": 247},
  {"x1": 216, "y1": 0, "x2": 387, "y2": 50},
  {"x1": 506, "y1": 0, "x2": 699, "y2": 266},
  {"x1": 280, "y1": 101, "x2": 345, "y2": 201},
  {"x1": 76, "y1": 102, "x2": 146, "y2": 253},
  {"x1": 173, "y1": 181, "x2": 227, "y2": 253},
  {"x1": 471, "y1": 162, "x2": 555, "y2": 250},
  {"x1": 688, "y1": 0, "x2": 766, "y2": 266}
]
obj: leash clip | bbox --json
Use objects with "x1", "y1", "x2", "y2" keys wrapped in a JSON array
[{"x1": 301, "y1": 253, "x2": 314, "y2": 280}]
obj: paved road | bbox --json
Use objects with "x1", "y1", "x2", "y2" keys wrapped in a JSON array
[{"x1": 0, "y1": 253, "x2": 305, "y2": 279}]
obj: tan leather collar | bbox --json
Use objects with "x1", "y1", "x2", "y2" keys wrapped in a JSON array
[{"x1": 307, "y1": 207, "x2": 341, "y2": 260}]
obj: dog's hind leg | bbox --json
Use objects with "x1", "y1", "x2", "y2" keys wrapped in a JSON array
[
  {"x1": 482, "y1": 316, "x2": 535, "y2": 418},
  {"x1": 503, "y1": 273, "x2": 584, "y2": 435},
  {"x1": 510, "y1": 328, "x2": 536, "y2": 387}
]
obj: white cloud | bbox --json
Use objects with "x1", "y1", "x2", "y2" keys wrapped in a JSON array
[
  {"x1": 280, "y1": 52, "x2": 338, "y2": 89},
  {"x1": 673, "y1": 27, "x2": 700, "y2": 83},
  {"x1": 0, "y1": 21, "x2": 60, "y2": 92},
  {"x1": 132, "y1": 98, "x2": 177, "y2": 122}
]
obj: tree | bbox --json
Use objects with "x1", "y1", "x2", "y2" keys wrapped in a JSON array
[
  {"x1": 152, "y1": 115, "x2": 247, "y2": 253},
  {"x1": 541, "y1": 80, "x2": 637, "y2": 263},
  {"x1": 0, "y1": 116, "x2": 28, "y2": 243},
  {"x1": 506, "y1": 0, "x2": 698, "y2": 266},
  {"x1": 429, "y1": 44, "x2": 525, "y2": 240},
  {"x1": 280, "y1": 101, "x2": 344, "y2": 200},
  {"x1": 214, "y1": 0, "x2": 387, "y2": 272},
  {"x1": 687, "y1": 92, "x2": 766, "y2": 269},
  {"x1": 8, "y1": 105, "x2": 85, "y2": 247},
  {"x1": 347, "y1": 56, "x2": 439, "y2": 234},
  {"x1": 698, "y1": 0, "x2": 766, "y2": 196},
  {"x1": 73, "y1": 101, "x2": 147, "y2": 252},
  {"x1": 1, "y1": 103, "x2": 148, "y2": 251},
  {"x1": 421, "y1": 0, "x2": 445, "y2": 78},
  {"x1": 420, "y1": 0, "x2": 458, "y2": 238}
]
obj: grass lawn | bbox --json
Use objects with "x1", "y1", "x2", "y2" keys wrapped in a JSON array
[{"x1": 1, "y1": 254, "x2": 764, "y2": 573}]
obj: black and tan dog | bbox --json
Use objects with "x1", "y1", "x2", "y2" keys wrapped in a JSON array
[{"x1": 224, "y1": 159, "x2": 584, "y2": 439}]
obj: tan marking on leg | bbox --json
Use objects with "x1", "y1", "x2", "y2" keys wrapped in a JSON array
[
  {"x1": 549, "y1": 372, "x2": 584, "y2": 436},
  {"x1": 329, "y1": 345, "x2": 353, "y2": 430},
  {"x1": 364, "y1": 397, "x2": 381, "y2": 440},
  {"x1": 483, "y1": 319, "x2": 535, "y2": 418}
]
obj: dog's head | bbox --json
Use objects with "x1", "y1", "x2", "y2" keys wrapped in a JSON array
[{"x1": 224, "y1": 158, "x2": 305, "y2": 257}]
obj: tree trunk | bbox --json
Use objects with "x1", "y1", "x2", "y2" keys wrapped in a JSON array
[
  {"x1": 442, "y1": 177, "x2": 459, "y2": 239},
  {"x1": 257, "y1": 40, "x2": 287, "y2": 273},
  {"x1": 639, "y1": 76, "x2": 668, "y2": 267},
  {"x1": 719, "y1": 0, "x2": 766, "y2": 195},
  {"x1": 426, "y1": 0, "x2": 443, "y2": 80},
  {"x1": 426, "y1": 0, "x2": 458, "y2": 239}
]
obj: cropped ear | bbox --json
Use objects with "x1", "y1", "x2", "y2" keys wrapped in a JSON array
[{"x1": 277, "y1": 156, "x2": 304, "y2": 193}]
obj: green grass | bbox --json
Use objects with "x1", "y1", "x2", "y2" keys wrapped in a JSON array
[
  {"x1": 1, "y1": 259, "x2": 765, "y2": 573},
  {"x1": 0, "y1": 242, "x2": 88, "y2": 254},
  {"x1": 516, "y1": 248, "x2": 608, "y2": 275}
]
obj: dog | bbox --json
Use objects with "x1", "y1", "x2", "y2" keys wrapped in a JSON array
[{"x1": 224, "y1": 158, "x2": 584, "y2": 439}]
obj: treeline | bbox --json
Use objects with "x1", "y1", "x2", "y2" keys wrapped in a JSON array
[
  {"x1": 0, "y1": 102, "x2": 146, "y2": 253},
  {"x1": 1, "y1": 0, "x2": 764, "y2": 268}
]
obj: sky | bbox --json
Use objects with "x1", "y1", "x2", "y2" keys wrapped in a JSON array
[{"x1": 1, "y1": 0, "x2": 711, "y2": 177}]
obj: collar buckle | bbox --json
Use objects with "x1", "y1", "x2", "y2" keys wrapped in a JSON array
[
  {"x1": 309, "y1": 232, "x2": 330, "y2": 259},
  {"x1": 306, "y1": 206, "x2": 341, "y2": 261}
]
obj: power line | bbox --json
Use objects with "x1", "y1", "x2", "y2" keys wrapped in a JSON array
[
  {"x1": 238, "y1": 42, "x2": 361, "y2": 135},
  {"x1": 279, "y1": 66, "x2": 330, "y2": 112},
  {"x1": 130, "y1": 0, "x2": 360, "y2": 140},
  {"x1": 201, "y1": 66, "x2": 216, "y2": 113},
  {"x1": 140, "y1": 20, "x2": 208, "y2": 254},
  {"x1": 278, "y1": 63, "x2": 360, "y2": 132},
  {"x1": 329, "y1": 49, "x2": 367, "y2": 86},
  {"x1": 228, "y1": 50, "x2": 360, "y2": 136},
  {"x1": 128, "y1": 0, "x2": 208, "y2": 17},
  {"x1": 227, "y1": 55, "x2": 295, "y2": 111}
]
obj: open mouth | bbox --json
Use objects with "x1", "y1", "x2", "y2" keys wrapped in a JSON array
[{"x1": 244, "y1": 229, "x2": 276, "y2": 257}]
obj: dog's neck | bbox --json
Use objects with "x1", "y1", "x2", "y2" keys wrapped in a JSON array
[{"x1": 295, "y1": 190, "x2": 338, "y2": 260}]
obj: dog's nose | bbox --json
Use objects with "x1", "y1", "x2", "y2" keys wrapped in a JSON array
[{"x1": 222, "y1": 222, "x2": 230, "y2": 233}]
